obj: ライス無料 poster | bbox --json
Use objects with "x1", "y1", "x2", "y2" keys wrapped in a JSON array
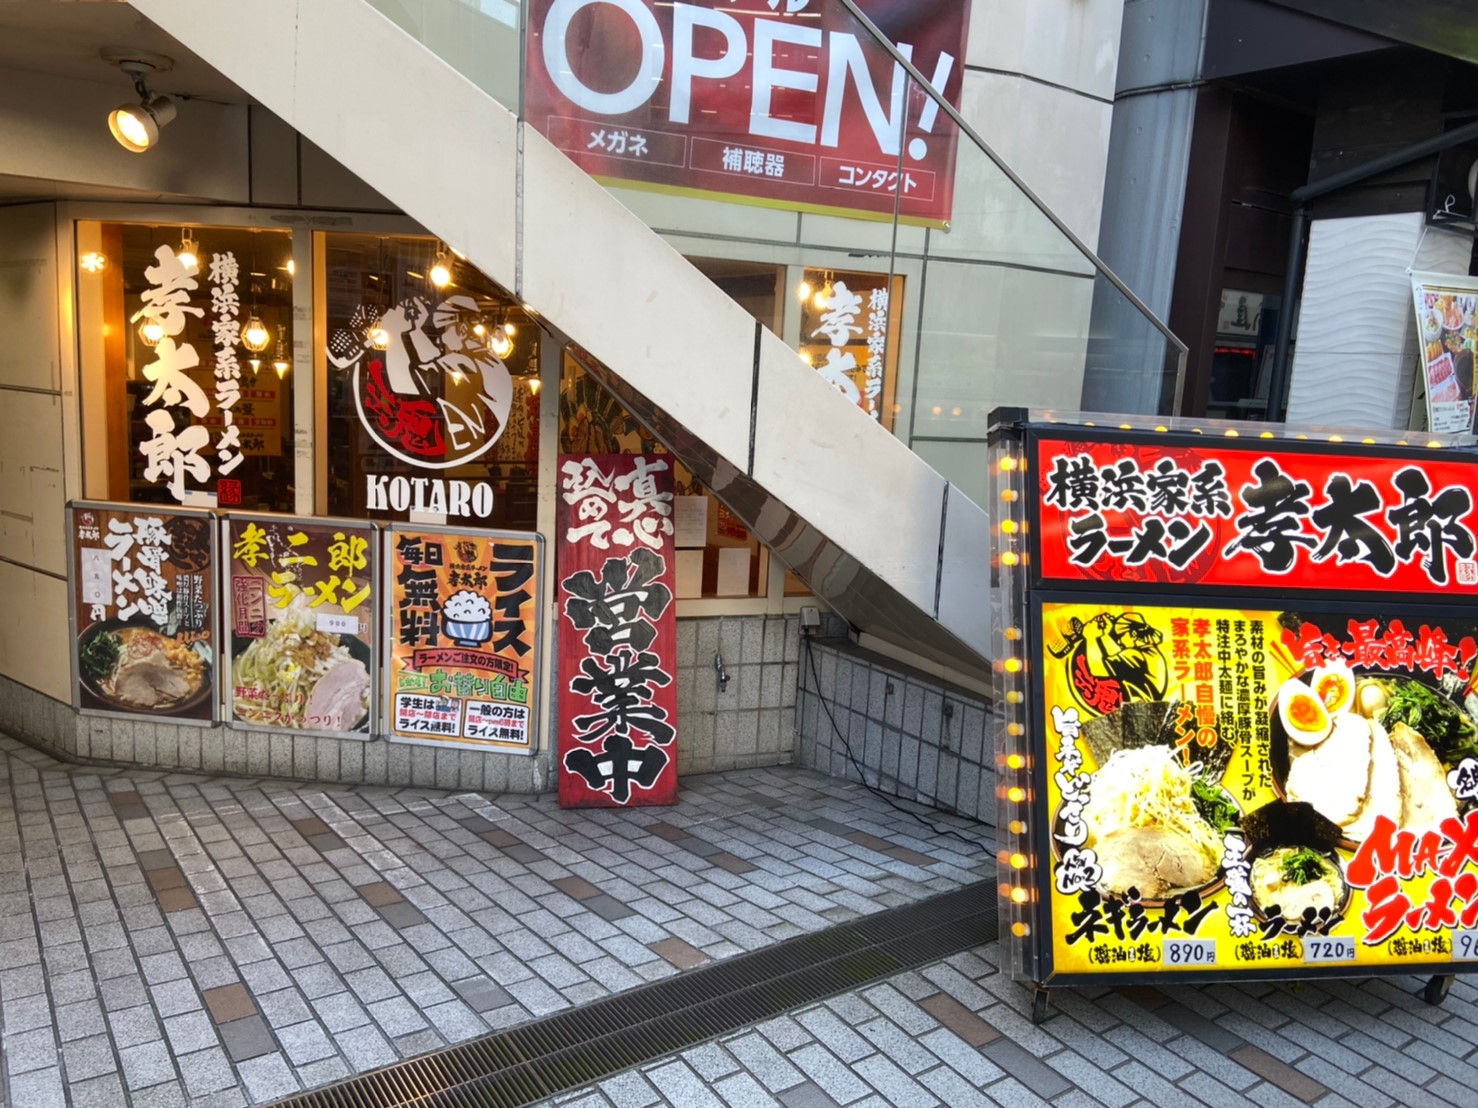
[{"x1": 384, "y1": 527, "x2": 542, "y2": 751}]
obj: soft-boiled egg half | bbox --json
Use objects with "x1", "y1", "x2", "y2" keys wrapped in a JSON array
[
  {"x1": 1279, "y1": 677, "x2": 1333, "y2": 746},
  {"x1": 1310, "y1": 661, "x2": 1355, "y2": 717}
]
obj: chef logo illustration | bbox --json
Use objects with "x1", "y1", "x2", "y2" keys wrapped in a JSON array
[
  {"x1": 1052, "y1": 611, "x2": 1169, "y2": 716},
  {"x1": 330, "y1": 294, "x2": 513, "y2": 469}
]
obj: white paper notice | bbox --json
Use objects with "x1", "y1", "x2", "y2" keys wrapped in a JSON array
[
  {"x1": 676, "y1": 550, "x2": 704, "y2": 598},
  {"x1": 80, "y1": 548, "x2": 113, "y2": 606},
  {"x1": 716, "y1": 547, "x2": 751, "y2": 596},
  {"x1": 675, "y1": 495, "x2": 709, "y2": 548},
  {"x1": 316, "y1": 613, "x2": 360, "y2": 636}
]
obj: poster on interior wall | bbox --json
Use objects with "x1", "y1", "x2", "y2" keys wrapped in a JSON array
[
  {"x1": 223, "y1": 515, "x2": 377, "y2": 736},
  {"x1": 383, "y1": 526, "x2": 542, "y2": 752},
  {"x1": 557, "y1": 454, "x2": 679, "y2": 807},
  {"x1": 798, "y1": 270, "x2": 902, "y2": 424},
  {"x1": 68, "y1": 501, "x2": 217, "y2": 725},
  {"x1": 524, "y1": 0, "x2": 971, "y2": 227},
  {"x1": 1412, "y1": 274, "x2": 1478, "y2": 434}
]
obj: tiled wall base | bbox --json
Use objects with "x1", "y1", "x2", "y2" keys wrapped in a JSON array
[
  {"x1": 0, "y1": 614, "x2": 802, "y2": 789},
  {"x1": 795, "y1": 636, "x2": 997, "y2": 826}
]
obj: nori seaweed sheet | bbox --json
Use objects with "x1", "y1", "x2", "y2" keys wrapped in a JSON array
[{"x1": 1080, "y1": 699, "x2": 1234, "y2": 780}]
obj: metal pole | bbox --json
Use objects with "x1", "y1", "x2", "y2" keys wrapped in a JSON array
[{"x1": 1265, "y1": 207, "x2": 1306, "y2": 423}]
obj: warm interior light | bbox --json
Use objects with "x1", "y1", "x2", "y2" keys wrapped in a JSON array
[
  {"x1": 177, "y1": 230, "x2": 198, "y2": 272},
  {"x1": 241, "y1": 313, "x2": 271, "y2": 353},
  {"x1": 79, "y1": 251, "x2": 107, "y2": 274},
  {"x1": 490, "y1": 329, "x2": 513, "y2": 359},
  {"x1": 108, "y1": 95, "x2": 176, "y2": 153},
  {"x1": 472, "y1": 322, "x2": 487, "y2": 337},
  {"x1": 503, "y1": 321, "x2": 517, "y2": 336},
  {"x1": 527, "y1": 377, "x2": 542, "y2": 396},
  {"x1": 138, "y1": 318, "x2": 165, "y2": 348},
  {"x1": 271, "y1": 324, "x2": 289, "y2": 377},
  {"x1": 369, "y1": 326, "x2": 390, "y2": 351},
  {"x1": 796, "y1": 280, "x2": 812, "y2": 301},
  {"x1": 429, "y1": 249, "x2": 452, "y2": 288}
]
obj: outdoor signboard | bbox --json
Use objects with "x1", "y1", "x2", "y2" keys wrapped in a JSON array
[
  {"x1": 989, "y1": 412, "x2": 1478, "y2": 999},
  {"x1": 223, "y1": 515, "x2": 377, "y2": 736},
  {"x1": 524, "y1": 0, "x2": 971, "y2": 227},
  {"x1": 68, "y1": 501, "x2": 218, "y2": 725},
  {"x1": 557, "y1": 453, "x2": 679, "y2": 807},
  {"x1": 1412, "y1": 273, "x2": 1478, "y2": 435},
  {"x1": 383, "y1": 526, "x2": 542, "y2": 752}
]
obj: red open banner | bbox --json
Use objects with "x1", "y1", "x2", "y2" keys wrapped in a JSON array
[
  {"x1": 557, "y1": 454, "x2": 679, "y2": 807},
  {"x1": 525, "y1": 0, "x2": 971, "y2": 227}
]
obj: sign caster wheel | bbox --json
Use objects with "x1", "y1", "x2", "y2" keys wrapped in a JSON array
[
  {"x1": 1424, "y1": 974, "x2": 1453, "y2": 1007},
  {"x1": 1031, "y1": 987, "x2": 1052, "y2": 1025}
]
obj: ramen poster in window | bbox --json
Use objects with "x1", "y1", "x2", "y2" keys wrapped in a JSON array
[
  {"x1": 384, "y1": 526, "x2": 542, "y2": 752},
  {"x1": 1041, "y1": 598, "x2": 1478, "y2": 978},
  {"x1": 1412, "y1": 274, "x2": 1478, "y2": 434},
  {"x1": 70, "y1": 502, "x2": 217, "y2": 724},
  {"x1": 223, "y1": 516, "x2": 377, "y2": 736}
]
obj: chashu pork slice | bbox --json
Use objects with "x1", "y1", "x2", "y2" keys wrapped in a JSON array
[
  {"x1": 1095, "y1": 827, "x2": 1215, "y2": 899},
  {"x1": 1345, "y1": 719, "x2": 1401, "y2": 841},
  {"x1": 1286, "y1": 713, "x2": 1373, "y2": 827},
  {"x1": 1388, "y1": 721, "x2": 1459, "y2": 834}
]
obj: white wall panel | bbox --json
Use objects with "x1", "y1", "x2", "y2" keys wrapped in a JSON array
[
  {"x1": 0, "y1": 203, "x2": 60, "y2": 393},
  {"x1": 968, "y1": 0, "x2": 1125, "y2": 102},
  {"x1": 0, "y1": 391, "x2": 66, "y2": 576},
  {"x1": 0, "y1": 562, "x2": 69, "y2": 703},
  {"x1": 1287, "y1": 213, "x2": 1471, "y2": 429}
]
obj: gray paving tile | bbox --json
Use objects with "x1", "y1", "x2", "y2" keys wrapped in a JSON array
[{"x1": 120, "y1": 1040, "x2": 177, "y2": 1092}]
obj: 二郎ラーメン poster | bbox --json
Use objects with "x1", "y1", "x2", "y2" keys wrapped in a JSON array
[
  {"x1": 223, "y1": 516, "x2": 377, "y2": 736},
  {"x1": 69, "y1": 502, "x2": 217, "y2": 725},
  {"x1": 383, "y1": 527, "x2": 542, "y2": 752}
]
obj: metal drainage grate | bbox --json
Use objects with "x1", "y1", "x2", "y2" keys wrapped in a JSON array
[{"x1": 273, "y1": 880, "x2": 996, "y2": 1108}]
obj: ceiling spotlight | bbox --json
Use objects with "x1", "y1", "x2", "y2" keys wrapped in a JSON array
[
  {"x1": 103, "y1": 49, "x2": 178, "y2": 154},
  {"x1": 79, "y1": 251, "x2": 108, "y2": 274},
  {"x1": 177, "y1": 229, "x2": 198, "y2": 271},
  {"x1": 429, "y1": 247, "x2": 452, "y2": 289},
  {"x1": 241, "y1": 312, "x2": 271, "y2": 353}
]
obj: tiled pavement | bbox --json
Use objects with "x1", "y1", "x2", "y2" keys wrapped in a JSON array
[
  {"x1": 0, "y1": 732, "x2": 991, "y2": 1107},
  {"x1": 542, "y1": 946, "x2": 1478, "y2": 1108},
  {"x1": 11, "y1": 727, "x2": 1478, "y2": 1108}
]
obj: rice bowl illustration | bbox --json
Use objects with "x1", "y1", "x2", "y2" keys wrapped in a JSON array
[{"x1": 444, "y1": 590, "x2": 493, "y2": 647}]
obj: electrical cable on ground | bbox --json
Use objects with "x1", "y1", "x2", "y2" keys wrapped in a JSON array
[{"x1": 802, "y1": 632, "x2": 991, "y2": 854}]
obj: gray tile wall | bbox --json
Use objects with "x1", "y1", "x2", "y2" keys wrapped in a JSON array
[
  {"x1": 794, "y1": 636, "x2": 997, "y2": 826},
  {"x1": 0, "y1": 613, "x2": 801, "y2": 789},
  {"x1": 674, "y1": 614, "x2": 801, "y2": 775}
]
